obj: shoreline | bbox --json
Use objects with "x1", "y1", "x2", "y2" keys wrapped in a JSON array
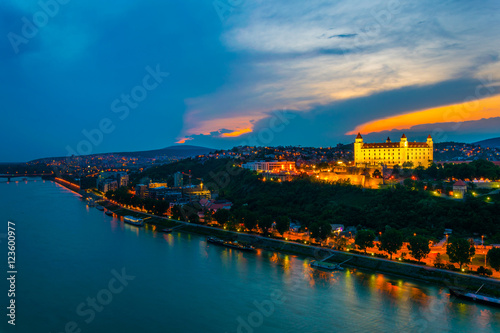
[{"x1": 56, "y1": 180, "x2": 500, "y2": 297}]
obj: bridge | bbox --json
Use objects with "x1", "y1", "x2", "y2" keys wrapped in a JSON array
[{"x1": 0, "y1": 173, "x2": 54, "y2": 182}]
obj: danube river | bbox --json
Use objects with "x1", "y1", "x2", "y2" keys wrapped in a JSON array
[{"x1": 1, "y1": 178, "x2": 499, "y2": 333}]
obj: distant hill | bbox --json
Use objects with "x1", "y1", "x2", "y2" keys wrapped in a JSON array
[
  {"x1": 113, "y1": 145, "x2": 214, "y2": 158},
  {"x1": 29, "y1": 145, "x2": 214, "y2": 162},
  {"x1": 474, "y1": 137, "x2": 500, "y2": 148}
]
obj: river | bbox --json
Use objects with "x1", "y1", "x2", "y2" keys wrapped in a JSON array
[{"x1": 0, "y1": 178, "x2": 498, "y2": 332}]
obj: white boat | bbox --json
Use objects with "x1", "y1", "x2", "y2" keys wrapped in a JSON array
[
  {"x1": 311, "y1": 261, "x2": 344, "y2": 271},
  {"x1": 123, "y1": 216, "x2": 144, "y2": 227}
]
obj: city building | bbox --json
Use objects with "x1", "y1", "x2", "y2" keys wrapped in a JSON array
[
  {"x1": 117, "y1": 172, "x2": 129, "y2": 187},
  {"x1": 242, "y1": 161, "x2": 296, "y2": 173},
  {"x1": 135, "y1": 184, "x2": 148, "y2": 198},
  {"x1": 453, "y1": 180, "x2": 467, "y2": 199},
  {"x1": 98, "y1": 179, "x2": 118, "y2": 193},
  {"x1": 149, "y1": 182, "x2": 168, "y2": 189},
  {"x1": 199, "y1": 198, "x2": 232, "y2": 212},
  {"x1": 354, "y1": 133, "x2": 433, "y2": 167},
  {"x1": 174, "y1": 172, "x2": 183, "y2": 187},
  {"x1": 184, "y1": 184, "x2": 211, "y2": 200},
  {"x1": 97, "y1": 171, "x2": 128, "y2": 189}
]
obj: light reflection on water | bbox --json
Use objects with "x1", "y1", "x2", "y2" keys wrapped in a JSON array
[{"x1": 1, "y1": 179, "x2": 499, "y2": 333}]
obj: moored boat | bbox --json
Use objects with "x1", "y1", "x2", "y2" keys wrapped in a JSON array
[
  {"x1": 207, "y1": 237, "x2": 255, "y2": 251},
  {"x1": 161, "y1": 228, "x2": 173, "y2": 233},
  {"x1": 123, "y1": 216, "x2": 144, "y2": 227},
  {"x1": 449, "y1": 286, "x2": 500, "y2": 307},
  {"x1": 96, "y1": 205, "x2": 105, "y2": 211},
  {"x1": 311, "y1": 261, "x2": 344, "y2": 271},
  {"x1": 207, "y1": 236, "x2": 225, "y2": 245},
  {"x1": 105, "y1": 211, "x2": 113, "y2": 216}
]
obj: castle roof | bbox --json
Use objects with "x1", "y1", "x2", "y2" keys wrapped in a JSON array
[
  {"x1": 408, "y1": 142, "x2": 430, "y2": 148},
  {"x1": 453, "y1": 180, "x2": 466, "y2": 187},
  {"x1": 361, "y1": 142, "x2": 430, "y2": 149},
  {"x1": 356, "y1": 132, "x2": 363, "y2": 139},
  {"x1": 427, "y1": 134, "x2": 432, "y2": 139},
  {"x1": 362, "y1": 142, "x2": 400, "y2": 148},
  {"x1": 401, "y1": 133, "x2": 407, "y2": 139}
]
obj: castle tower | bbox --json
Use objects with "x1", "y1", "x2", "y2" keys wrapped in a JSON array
[
  {"x1": 426, "y1": 134, "x2": 433, "y2": 148},
  {"x1": 426, "y1": 134, "x2": 434, "y2": 166},
  {"x1": 354, "y1": 133, "x2": 363, "y2": 165},
  {"x1": 400, "y1": 134, "x2": 408, "y2": 164},
  {"x1": 399, "y1": 133, "x2": 407, "y2": 147}
]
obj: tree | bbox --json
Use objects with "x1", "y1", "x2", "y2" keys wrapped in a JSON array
[
  {"x1": 188, "y1": 213, "x2": 200, "y2": 224},
  {"x1": 309, "y1": 221, "x2": 332, "y2": 241},
  {"x1": 392, "y1": 165, "x2": 401, "y2": 176},
  {"x1": 477, "y1": 266, "x2": 493, "y2": 276},
  {"x1": 434, "y1": 253, "x2": 445, "y2": 269},
  {"x1": 259, "y1": 215, "x2": 274, "y2": 234},
  {"x1": 243, "y1": 211, "x2": 258, "y2": 231},
  {"x1": 213, "y1": 209, "x2": 231, "y2": 227},
  {"x1": 355, "y1": 229, "x2": 375, "y2": 254},
  {"x1": 372, "y1": 169, "x2": 382, "y2": 178},
  {"x1": 204, "y1": 209, "x2": 213, "y2": 224},
  {"x1": 275, "y1": 216, "x2": 290, "y2": 236},
  {"x1": 407, "y1": 235, "x2": 430, "y2": 262},
  {"x1": 171, "y1": 205, "x2": 182, "y2": 221},
  {"x1": 413, "y1": 166, "x2": 426, "y2": 179},
  {"x1": 487, "y1": 247, "x2": 500, "y2": 271},
  {"x1": 402, "y1": 161, "x2": 414, "y2": 169},
  {"x1": 332, "y1": 235, "x2": 349, "y2": 251},
  {"x1": 446, "y1": 238, "x2": 476, "y2": 270},
  {"x1": 378, "y1": 229, "x2": 403, "y2": 259}
]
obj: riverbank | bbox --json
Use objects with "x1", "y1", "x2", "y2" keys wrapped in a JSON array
[{"x1": 58, "y1": 181, "x2": 500, "y2": 297}]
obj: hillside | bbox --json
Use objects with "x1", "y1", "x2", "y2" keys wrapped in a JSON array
[
  {"x1": 29, "y1": 145, "x2": 214, "y2": 162},
  {"x1": 113, "y1": 145, "x2": 214, "y2": 158},
  {"x1": 474, "y1": 137, "x2": 500, "y2": 148}
]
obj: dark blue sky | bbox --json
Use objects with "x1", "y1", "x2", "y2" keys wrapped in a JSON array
[{"x1": 1, "y1": 0, "x2": 499, "y2": 162}]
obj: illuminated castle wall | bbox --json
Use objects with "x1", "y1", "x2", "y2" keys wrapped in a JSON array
[{"x1": 354, "y1": 133, "x2": 433, "y2": 167}]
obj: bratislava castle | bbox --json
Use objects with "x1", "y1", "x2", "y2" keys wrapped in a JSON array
[{"x1": 354, "y1": 133, "x2": 433, "y2": 167}]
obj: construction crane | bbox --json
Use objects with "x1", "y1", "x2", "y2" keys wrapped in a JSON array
[{"x1": 182, "y1": 170, "x2": 192, "y2": 187}]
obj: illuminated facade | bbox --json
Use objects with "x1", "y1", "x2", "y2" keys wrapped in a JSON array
[
  {"x1": 354, "y1": 133, "x2": 433, "y2": 167},
  {"x1": 242, "y1": 161, "x2": 296, "y2": 173}
]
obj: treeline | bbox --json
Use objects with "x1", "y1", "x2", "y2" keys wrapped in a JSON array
[
  {"x1": 130, "y1": 158, "x2": 234, "y2": 186},
  {"x1": 116, "y1": 158, "x2": 500, "y2": 243},
  {"x1": 105, "y1": 187, "x2": 170, "y2": 215},
  {"x1": 414, "y1": 159, "x2": 500, "y2": 180},
  {"x1": 354, "y1": 229, "x2": 500, "y2": 274}
]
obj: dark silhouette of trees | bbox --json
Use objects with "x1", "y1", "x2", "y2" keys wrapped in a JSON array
[
  {"x1": 446, "y1": 238, "x2": 475, "y2": 270},
  {"x1": 407, "y1": 235, "x2": 430, "y2": 262},
  {"x1": 355, "y1": 229, "x2": 375, "y2": 254},
  {"x1": 309, "y1": 221, "x2": 332, "y2": 241},
  {"x1": 213, "y1": 209, "x2": 231, "y2": 227},
  {"x1": 379, "y1": 229, "x2": 403, "y2": 259},
  {"x1": 259, "y1": 215, "x2": 274, "y2": 234},
  {"x1": 275, "y1": 216, "x2": 290, "y2": 235},
  {"x1": 487, "y1": 247, "x2": 500, "y2": 271}
]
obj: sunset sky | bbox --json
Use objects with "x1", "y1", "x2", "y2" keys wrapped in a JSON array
[{"x1": 1, "y1": 0, "x2": 499, "y2": 161}]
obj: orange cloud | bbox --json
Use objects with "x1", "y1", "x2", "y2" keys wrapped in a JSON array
[
  {"x1": 220, "y1": 128, "x2": 252, "y2": 138},
  {"x1": 175, "y1": 137, "x2": 193, "y2": 144},
  {"x1": 347, "y1": 95, "x2": 500, "y2": 135}
]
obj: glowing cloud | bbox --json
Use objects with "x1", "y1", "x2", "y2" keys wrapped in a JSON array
[
  {"x1": 347, "y1": 95, "x2": 500, "y2": 135},
  {"x1": 220, "y1": 128, "x2": 252, "y2": 138},
  {"x1": 175, "y1": 137, "x2": 193, "y2": 144}
]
